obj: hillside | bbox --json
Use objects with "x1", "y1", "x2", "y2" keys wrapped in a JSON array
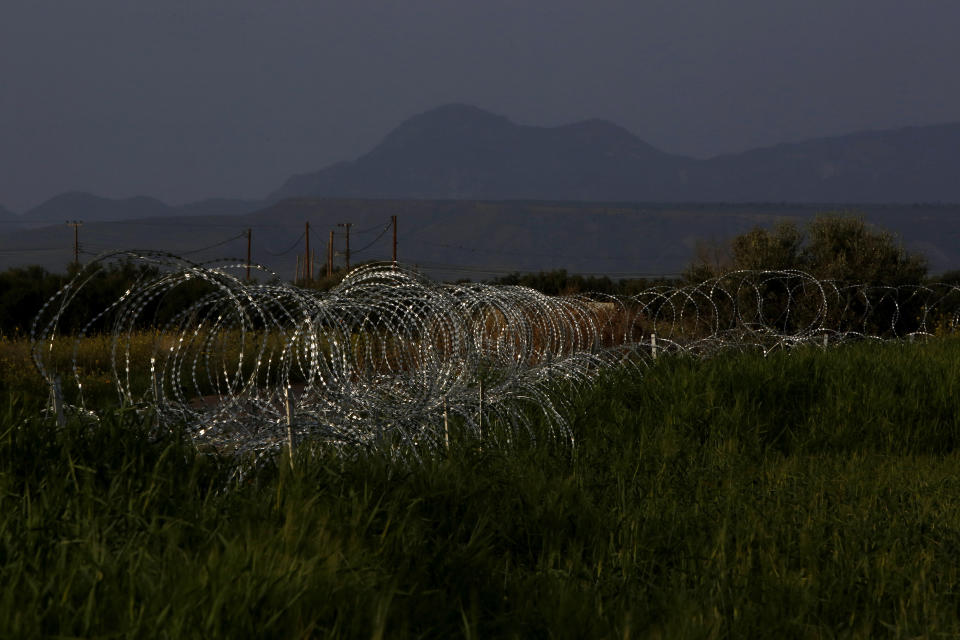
[
  {"x1": 694, "y1": 123, "x2": 960, "y2": 202},
  {"x1": 4, "y1": 107, "x2": 960, "y2": 277},
  {"x1": 23, "y1": 192, "x2": 173, "y2": 223},
  {"x1": 271, "y1": 105, "x2": 960, "y2": 204},
  {"x1": 21, "y1": 192, "x2": 263, "y2": 223},
  {"x1": 0, "y1": 205, "x2": 18, "y2": 223},
  {"x1": 270, "y1": 104, "x2": 693, "y2": 202}
]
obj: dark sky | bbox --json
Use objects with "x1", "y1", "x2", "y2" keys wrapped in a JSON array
[{"x1": 2, "y1": 0, "x2": 959, "y2": 212}]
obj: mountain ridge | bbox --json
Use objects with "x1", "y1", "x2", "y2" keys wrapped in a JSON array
[
  {"x1": 269, "y1": 104, "x2": 692, "y2": 202},
  {"x1": 0, "y1": 204, "x2": 17, "y2": 223},
  {"x1": 18, "y1": 192, "x2": 264, "y2": 224},
  {"x1": 270, "y1": 104, "x2": 960, "y2": 204},
  {"x1": 8, "y1": 105, "x2": 960, "y2": 225}
]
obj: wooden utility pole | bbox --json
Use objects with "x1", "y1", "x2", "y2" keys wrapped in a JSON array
[
  {"x1": 66, "y1": 220, "x2": 82, "y2": 265},
  {"x1": 304, "y1": 221, "x2": 310, "y2": 282},
  {"x1": 338, "y1": 222, "x2": 352, "y2": 270},
  {"x1": 392, "y1": 215, "x2": 397, "y2": 266},
  {"x1": 246, "y1": 228, "x2": 252, "y2": 281},
  {"x1": 328, "y1": 230, "x2": 334, "y2": 277}
]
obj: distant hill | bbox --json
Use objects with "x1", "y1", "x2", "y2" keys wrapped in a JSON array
[
  {"x1": 23, "y1": 192, "x2": 173, "y2": 223},
  {"x1": 15, "y1": 106, "x2": 960, "y2": 224},
  {"x1": 175, "y1": 197, "x2": 266, "y2": 218},
  {"x1": 270, "y1": 104, "x2": 694, "y2": 202},
  {"x1": 0, "y1": 204, "x2": 18, "y2": 222},
  {"x1": 21, "y1": 192, "x2": 263, "y2": 223},
  {"x1": 5, "y1": 106, "x2": 960, "y2": 278},
  {"x1": 271, "y1": 104, "x2": 960, "y2": 204},
  {"x1": 694, "y1": 123, "x2": 960, "y2": 203}
]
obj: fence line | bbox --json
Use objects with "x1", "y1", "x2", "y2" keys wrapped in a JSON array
[{"x1": 30, "y1": 252, "x2": 960, "y2": 462}]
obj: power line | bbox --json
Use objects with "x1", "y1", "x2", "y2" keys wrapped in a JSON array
[
  {"x1": 181, "y1": 232, "x2": 246, "y2": 255},
  {"x1": 262, "y1": 231, "x2": 306, "y2": 257},
  {"x1": 0, "y1": 219, "x2": 321, "y2": 230},
  {"x1": 337, "y1": 222, "x2": 352, "y2": 270},
  {"x1": 350, "y1": 222, "x2": 392, "y2": 256},
  {"x1": 66, "y1": 220, "x2": 82, "y2": 265},
  {"x1": 309, "y1": 225, "x2": 330, "y2": 246},
  {"x1": 0, "y1": 247, "x2": 65, "y2": 254},
  {"x1": 352, "y1": 221, "x2": 393, "y2": 235},
  {"x1": 74, "y1": 233, "x2": 247, "y2": 257}
]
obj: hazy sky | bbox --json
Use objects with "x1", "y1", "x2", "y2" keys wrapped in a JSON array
[{"x1": 2, "y1": 0, "x2": 959, "y2": 211}]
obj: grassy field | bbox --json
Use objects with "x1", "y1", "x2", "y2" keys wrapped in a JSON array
[{"x1": 3, "y1": 339, "x2": 960, "y2": 637}]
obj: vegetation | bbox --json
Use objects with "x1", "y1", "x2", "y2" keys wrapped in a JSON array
[
  {"x1": 490, "y1": 214, "x2": 929, "y2": 299},
  {"x1": 2, "y1": 213, "x2": 959, "y2": 636},
  {"x1": 492, "y1": 269, "x2": 673, "y2": 296},
  {"x1": 0, "y1": 214, "x2": 933, "y2": 329},
  {"x1": 0, "y1": 332, "x2": 121, "y2": 407},
  {"x1": 4, "y1": 341, "x2": 960, "y2": 636},
  {"x1": 686, "y1": 214, "x2": 928, "y2": 285},
  {"x1": 0, "y1": 261, "x2": 221, "y2": 337}
]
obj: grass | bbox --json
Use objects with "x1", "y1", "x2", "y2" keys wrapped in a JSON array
[
  {"x1": 5, "y1": 328, "x2": 470, "y2": 411},
  {"x1": 1, "y1": 332, "x2": 159, "y2": 407},
  {"x1": 3, "y1": 339, "x2": 960, "y2": 637},
  {"x1": 3, "y1": 330, "x2": 303, "y2": 409}
]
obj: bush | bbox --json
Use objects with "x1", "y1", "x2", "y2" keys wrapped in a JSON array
[
  {"x1": 687, "y1": 213, "x2": 928, "y2": 286},
  {"x1": 0, "y1": 261, "x2": 219, "y2": 337}
]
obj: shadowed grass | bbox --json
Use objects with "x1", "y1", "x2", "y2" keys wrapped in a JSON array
[{"x1": 3, "y1": 340, "x2": 960, "y2": 637}]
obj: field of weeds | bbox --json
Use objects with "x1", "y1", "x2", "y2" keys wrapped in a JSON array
[{"x1": 3, "y1": 339, "x2": 960, "y2": 637}]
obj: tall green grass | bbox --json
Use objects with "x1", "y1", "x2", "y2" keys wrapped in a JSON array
[{"x1": 3, "y1": 340, "x2": 960, "y2": 637}]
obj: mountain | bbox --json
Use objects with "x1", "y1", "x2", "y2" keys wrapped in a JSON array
[
  {"x1": 0, "y1": 204, "x2": 18, "y2": 222},
  {"x1": 5, "y1": 106, "x2": 960, "y2": 278},
  {"x1": 21, "y1": 192, "x2": 264, "y2": 223},
  {"x1": 270, "y1": 104, "x2": 694, "y2": 202},
  {"x1": 23, "y1": 192, "x2": 173, "y2": 222},
  {"x1": 175, "y1": 197, "x2": 265, "y2": 217},
  {"x1": 15, "y1": 106, "x2": 960, "y2": 225},
  {"x1": 271, "y1": 105, "x2": 960, "y2": 203},
  {"x1": 693, "y1": 123, "x2": 960, "y2": 203}
]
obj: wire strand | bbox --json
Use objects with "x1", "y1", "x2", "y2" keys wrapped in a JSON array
[
  {"x1": 181, "y1": 232, "x2": 246, "y2": 256},
  {"x1": 262, "y1": 231, "x2": 306, "y2": 257},
  {"x1": 350, "y1": 222, "x2": 393, "y2": 256}
]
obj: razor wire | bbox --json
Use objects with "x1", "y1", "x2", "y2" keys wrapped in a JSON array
[{"x1": 30, "y1": 253, "x2": 960, "y2": 461}]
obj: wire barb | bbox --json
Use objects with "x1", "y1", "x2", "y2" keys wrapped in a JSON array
[{"x1": 30, "y1": 255, "x2": 960, "y2": 463}]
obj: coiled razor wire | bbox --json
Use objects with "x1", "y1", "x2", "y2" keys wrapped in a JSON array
[{"x1": 30, "y1": 252, "x2": 960, "y2": 461}]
